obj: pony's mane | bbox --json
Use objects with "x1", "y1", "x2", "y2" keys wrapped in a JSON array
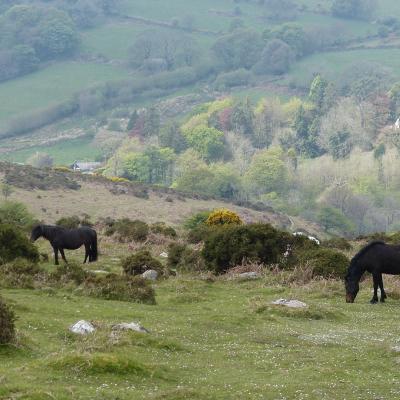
[{"x1": 348, "y1": 241, "x2": 385, "y2": 275}]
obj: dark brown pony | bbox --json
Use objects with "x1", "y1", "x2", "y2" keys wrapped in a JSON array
[
  {"x1": 31, "y1": 225, "x2": 98, "y2": 265},
  {"x1": 345, "y1": 241, "x2": 400, "y2": 303}
]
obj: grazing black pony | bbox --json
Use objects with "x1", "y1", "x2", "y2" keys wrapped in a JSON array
[
  {"x1": 345, "y1": 241, "x2": 400, "y2": 304},
  {"x1": 31, "y1": 225, "x2": 98, "y2": 265}
]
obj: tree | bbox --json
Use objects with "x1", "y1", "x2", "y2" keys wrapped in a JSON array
[
  {"x1": 183, "y1": 125, "x2": 225, "y2": 161},
  {"x1": 230, "y1": 99, "x2": 254, "y2": 135},
  {"x1": 123, "y1": 146, "x2": 175, "y2": 185},
  {"x1": 128, "y1": 30, "x2": 199, "y2": 71},
  {"x1": 126, "y1": 110, "x2": 139, "y2": 132},
  {"x1": 158, "y1": 121, "x2": 187, "y2": 153},
  {"x1": 27, "y1": 152, "x2": 54, "y2": 168},
  {"x1": 327, "y1": 129, "x2": 353, "y2": 160},
  {"x1": 142, "y1": 106, "x2": 160, "y2": 137},
  {"x1": 317, "y1": 206, "x2": 355, "y2": 234},
  {"x1": 374, "y1": 143, "x2": 386, "y2": 184},
  {"x1": 263, "y1": 24, "x2": 308, "y2": 57},
  {"x1": 331, "y1": 0, "x2": 376, "y2": 20},
  {"x1": 309, "y1": 75, "x2": 328, "y2": 113},
  {"x1": 253, "y1": 39, "x2": 295, "y2": 75},
  {"x1": 212, "y1": 29, "x2": 263, "y2": 70},
  {"x1": 293, "y1": 105, "x2": 322, "y2": 158},
  {"x1": 244, "y1": 147, "x2": 288, "y2": 195}
]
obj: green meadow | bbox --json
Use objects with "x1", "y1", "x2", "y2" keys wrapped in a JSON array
[{"x1": 1, "y1": 240, "x2": 400, "y2": 400}]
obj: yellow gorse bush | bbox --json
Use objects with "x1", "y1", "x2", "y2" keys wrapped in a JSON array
[{"x1": 206, "y1": 209, "x2": 243, "y2": 226}]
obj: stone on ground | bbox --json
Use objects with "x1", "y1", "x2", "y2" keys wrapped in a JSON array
[
  {"x1": 69, "y1": 320, "x2": 95, "y2": 335},
  {"x1": 142, "y1": 269, "x2": 158, "y2": 280},
  {"x1": 112, "y1": 322, "x2": 149, "y2": 333},
  {"x1": 272, "y1": 299, "x2": 307, "y2": 308}
]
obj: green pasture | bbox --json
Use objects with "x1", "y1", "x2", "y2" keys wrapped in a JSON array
[
  {"x1": 0, "y1": 136, "x2": 101, "y2": 165},
  {"x1": 0, "y1": 62, "x2": 129, "y2": 125},
  {"x1": 285, "y1": 48, "x2": 400, "y2": 87},
  {"x1": 1, "y1": 239, "x2": 400, "y2": 399}
]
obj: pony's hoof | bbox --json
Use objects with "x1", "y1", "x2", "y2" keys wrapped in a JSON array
[
  {"x1": 380, "y1": 298, "x2": 386, "y2": 303},
  {"x1": 370, "y1": 299, "x2": 378, "y2": 304}
]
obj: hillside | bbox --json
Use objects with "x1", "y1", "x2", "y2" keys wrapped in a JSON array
[
  {"x1": 1, "y1": 0, "x2": 399, "y2": 150},
  {"x1": 0, "y1": 162, "x2": 323, "y2": 236}
]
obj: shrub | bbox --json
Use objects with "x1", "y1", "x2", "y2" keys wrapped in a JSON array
[
  {"x1": 53, "y1": 166, "x2": 71, "y2": 172},
  {"x1": 187, "y1": 224, "x2": 211, "y2": 244},
  {"x1": 0, "y1": 224, "x2": 39, "y2": 263},
  {"x1": 167, "y1": 243, "x2": 205, "y2": 272},
  {"x1": 51, "y1": 262, "x2": 87, "y2": 285},
  {"x1": 56, "y1": 215, "x2": 81, "y2": 229},
  {"x1": 0, "y1": 201, "x2": 35, "y2": 230},
  {"x1": 322, "y1": 237, "x2": 352, "y2": 251},
  {"x1": 106, "y1": 219, "x2": 149, "y2": 242},
  {"x1": 109, "y1": 177, "x2": 130, "y2": 183},
  {"x1": 184, "y1": 211, "x2": 211, "y2": 230},
  {"x1": 297, "y1": 248, "x2": 349, "y2": 278},
  {"x1": 0, "y1": 296, "x2": 15, "y2": 344},
  {"x1": 150, "y1": 222, "x2": 177, "y2": 238},
  {"x1": 0, "y1": 258, "x2": 43, "y2": 289},
  {"x1": 122, "y1": 250, "x2": 163, "y2": 276},
  {"x1": 81, "y1": 274, "x2": 156, "y2": 304},
  {"x1": 203, "y1": 224, "x2": 290, "y2": 274},
  {"x1": 206, "y1": 209, "x2": 242, "y2": 226}
]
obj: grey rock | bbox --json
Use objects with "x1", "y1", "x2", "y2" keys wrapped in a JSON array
[
  {"x1": 238, "y1": 272, "x2": 260, "y2": 279},
  {"x1": 271, "y1": 299, "x2": 307, "y2": 308},
  {"x1": 142, "y1": 269, "x2": 158, "y2": 281},
  {"x1": 112, "y1": 322, "x2": 149, "y2": 333},
  {"x1": 69, "y1": 320, "x2": 95, "y2": 335}
]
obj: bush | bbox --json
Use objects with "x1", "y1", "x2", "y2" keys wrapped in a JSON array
[
  {"x1": 56, "y1": 215, "x2": 93, "y2": 229},
  {"x1": 206, "y1": 209, "x2": 242, "y2": 226},
  {"x1": 322, "y1": 237, "x2": 352, "y2": 251},
  {"x1": 297, "y1": 248, "x2": 349, "y2": 278},
  {"x1": 106, "y1": 219, "x2": 149, "y2": 242},
  {"x1": 0, "y1": 224, "x2": 39, "y2": 263},
  {"x1": 122, "y1": 250, "x2": 163, "y2": 276},
  {"x1": 0, "y1": 201, "x2": 35, "y2": 230},
  {"x1": 184, "y1": 211, "x2": 211, "y2": 230},
  {"x1": 0, "y1": 296, "x2": 15, "y2": 344},
  {"x1": 150, "y1": 222, "x2": 177, "y2": 238},
  {"x1": 56, "y1": 215, "x2": 81, "y2": 229},
  {"x1": 203, "y1": 224, "x2": 290, "y2": 274},
  {"x1": 51, "y1": 262, "x2": 87, "y2": 285},
  {"x1": 81, "y1": 274, "x2": 156, "y2": 304},
  {"x1": 187, "y1": 224, "x2": 211, "y2": 244},
  {"x1": 167, "y1": 243, "x2": 204, "y2": 272},
  {"x1": 214, "y1": 69, "x2": 252, "y2": 90},
  {"x1": 0, "y1": 258, "x2": 43, "y2": 289}
]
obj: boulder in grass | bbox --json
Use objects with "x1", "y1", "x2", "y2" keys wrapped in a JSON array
[
  {"x1": 238, "y1": 272, "x2": 260, "y2": 280},
  {"x1": 112, "y1": 322, "x2": 149, "y2": 333},
  {"x1": 271, "y1": 299, "x2": 307, "y2": 308},
  {"x1": 142, "y1": 269, "x2": 158, "y2": 281},
  {"x1": 69, "y1": 320, "x2": 95, "y2": 335}
]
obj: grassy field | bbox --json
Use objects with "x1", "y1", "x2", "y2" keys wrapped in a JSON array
[
  {"x1": 0, "y1": 62, "x2": 129, "y2": 125},
  {"x1": 2, "y1": 237, "x2": 400, "y2": 399},
  {"x1": 285, "y1": 48, "x2": 400, "y2": 87},
  {"x1": 0, "y1": 136, "x2": 102, "y2": 165}
]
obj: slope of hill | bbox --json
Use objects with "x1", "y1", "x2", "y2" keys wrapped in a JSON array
[{"x1": 0, "y1": 162, "x2": 323, "y2": 236}]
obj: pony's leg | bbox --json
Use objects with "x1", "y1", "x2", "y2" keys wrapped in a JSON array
[
  {"x1": 53, "y1": 246, "x2": 59, "y2": 265},
  {"x1": 371, "y1": 274, "x2": 379, "y2": 304},
  {"x1": 60, "y1": 249, "x2": 68, "y2": 264},
  {"x1": 378, "y1": 274, "x2": 387, "y2": 302},
  {"x1": 84, "y1": 244, "x2": 90, "y2": 264}
]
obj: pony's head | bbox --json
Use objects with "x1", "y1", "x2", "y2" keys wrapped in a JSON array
[
  {"x1": 345, "y1": 273, "x2": 359, "y2": 303},
  {"x1": 30, "y1": 225, "x2": 43, "y2": 242}
]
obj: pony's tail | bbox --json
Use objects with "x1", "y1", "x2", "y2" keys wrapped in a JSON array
[{"x1": 90, "y1": 232, "x2": 98, "y2": 262}]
